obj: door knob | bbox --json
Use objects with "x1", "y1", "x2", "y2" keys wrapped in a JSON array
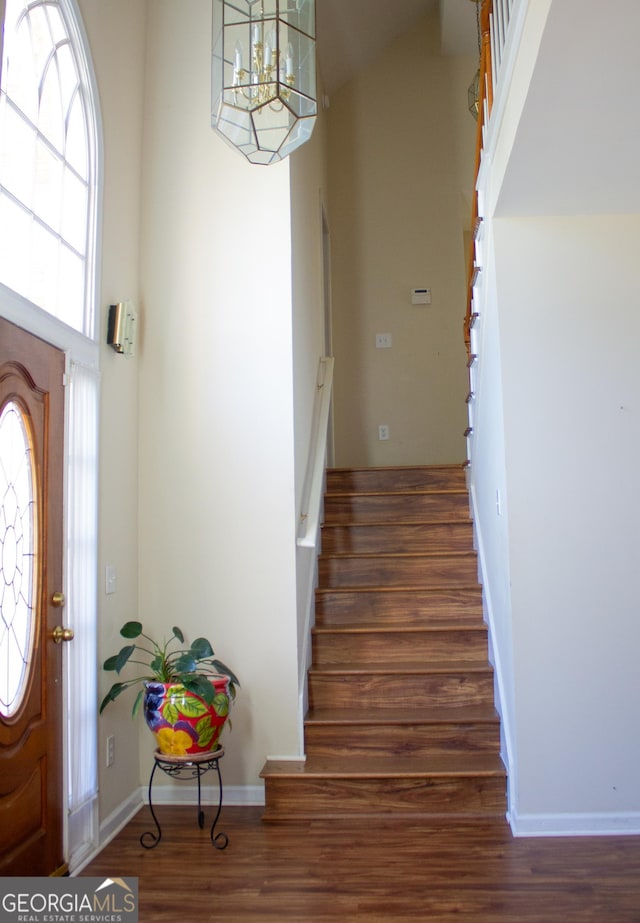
[{"x1": 52, "y1": 625, "x2": 74, "y2": 644}]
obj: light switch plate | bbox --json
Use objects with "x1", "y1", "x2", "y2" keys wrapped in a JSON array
[{"x1": 105, "y1": 565, "x2": 117, "y2": 595}]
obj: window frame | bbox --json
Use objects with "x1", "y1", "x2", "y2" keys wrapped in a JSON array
[
  {"x1": 0, "y1": 0, "x2": 102, "y2": 339},
  {"x1": 0, "y1": 0, "x2": 102, "y2": 871}
]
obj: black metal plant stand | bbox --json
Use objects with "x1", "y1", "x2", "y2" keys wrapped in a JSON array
[{"x1": 141, "y1": 746, "x2": 228, "y2": 850}]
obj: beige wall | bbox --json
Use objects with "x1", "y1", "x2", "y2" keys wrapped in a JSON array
[
  {"x1": 137, "y1": 0, "x2": 304, "y2": 791},
  {"x1": 79, "y1": 0, "x2": 147, "y2": 821},
  {"x1": 328, "y1": 9, "x2": 476, "y2": 466},
  {"x1": 81, "y1": 0, "x2": 330, "y2": 823}
]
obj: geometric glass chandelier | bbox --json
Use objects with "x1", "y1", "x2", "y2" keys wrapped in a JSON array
[{"x1": 211, "y1": 0, "x2": 317, "y2": 165}]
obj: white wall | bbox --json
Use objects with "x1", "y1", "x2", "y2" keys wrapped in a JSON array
[
  {"x1": 137, "y1": 0, "x2": 302, "y2": 792},
  {"x1": 494, "y1": 0, "x2": 640, "y2": 218},
  {"x1": 470, "y1": 0, "x2": 640, "y2": 835},
  {"x1": 496, "y1": 215, "x2": 640, "y2": 831},
  {"x1": 466, "y1": 216, "x2": 515, "y2": 795},
  {"x1": 327, "y1": 9, "x2": 476, "y2": 466},
  {"x1": 79, "y1": 0, "x2": 147, "y2": 822}
]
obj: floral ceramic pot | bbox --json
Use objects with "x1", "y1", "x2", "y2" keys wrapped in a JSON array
[{"x1": 143, "y1": 678, "x2": 230, "y2": 757}]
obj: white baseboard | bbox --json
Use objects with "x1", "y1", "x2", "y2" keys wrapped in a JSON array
[
  {"x1": 70, "y1": 783, "x2": 264, "y2": 873},
  {"x1": 510, "y1": 810, "x2": 640, "y2": 837},
  {"x1": 71, "y1": 790, "x2": 143, "y2": 875},
  {"x1": 142, "y1": 783, "x2": 265, "y2": 806}
]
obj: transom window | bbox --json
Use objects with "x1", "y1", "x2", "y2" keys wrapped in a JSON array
[{"x1": 0, "y1": 0, "x2": 96, "y2": 336}]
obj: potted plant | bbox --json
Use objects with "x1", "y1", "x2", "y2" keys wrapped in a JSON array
[{"x1": 100, "y1": 621, "x2": 240, "y2": 758}]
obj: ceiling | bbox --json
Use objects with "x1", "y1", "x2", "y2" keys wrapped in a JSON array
[
  {"x1": 495, "y1": 0, "x2": 640, "y2": 216},
  {"x1": 315, "y1": 0, "x2": 479, "y2": 96}
]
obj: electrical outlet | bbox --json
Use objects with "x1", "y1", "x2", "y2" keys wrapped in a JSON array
[
  {"x1": 106, "y1": 735, "x2": 115, "y2": 767},
  {"x1": 378, "y1": 424, "x2": 390, "y2": 441},
  {"x1": 375, "y1": 333, "x2": 392, "y2": 349}
]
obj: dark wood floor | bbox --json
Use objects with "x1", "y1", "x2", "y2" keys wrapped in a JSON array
[{"x1": 79, "y1": 806, "x2": 640, "y2": 921}]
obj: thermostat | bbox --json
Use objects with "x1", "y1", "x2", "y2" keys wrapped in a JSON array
[{"x1": 412, "y1": 288, "x2": 432, "y2": 305}]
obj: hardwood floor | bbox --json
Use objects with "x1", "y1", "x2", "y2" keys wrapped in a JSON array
[{"x1": 79, "y1": 806, "x2": 640, "y2": 921}]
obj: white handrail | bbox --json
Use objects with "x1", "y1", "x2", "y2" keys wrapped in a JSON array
[{"x1": 297, "y1": 355, "x2": 334, "y2": 548}]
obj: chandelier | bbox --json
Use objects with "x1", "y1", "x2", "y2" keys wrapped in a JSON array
[{"x1": 212, "y1": 0, "x2": 317, "y2": 165}]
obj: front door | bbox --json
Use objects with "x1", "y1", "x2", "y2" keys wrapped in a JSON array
[{"x1": 0, "y1": 316, "x2": 67, "y2": 875}]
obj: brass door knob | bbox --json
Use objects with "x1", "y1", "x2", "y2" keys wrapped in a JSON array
[{"x1": 52, "y1": 625, "x2": 74, "y2": 644}]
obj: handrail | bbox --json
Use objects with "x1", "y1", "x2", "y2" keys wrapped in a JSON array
[
  {"x1": 463, "y1": 0, "x2": 516, "y2": 357},
  {"x1": 296, "y1": 355, "x2": 334, "y2": 752},
  {"x1": 464, "y1": 0, "x2": 493, "y2": 357},
  {"x1": 297, "y1": 356, "x2": 334, "y2": 548}
]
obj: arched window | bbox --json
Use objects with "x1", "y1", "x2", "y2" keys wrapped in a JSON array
[{"x1": 0, "y1": 0, "x2": 97, "y2": 336}]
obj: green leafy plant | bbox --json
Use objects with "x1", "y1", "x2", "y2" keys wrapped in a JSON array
[{"x1": 99, "y1": 621, "x2": 240, "y2": 718}]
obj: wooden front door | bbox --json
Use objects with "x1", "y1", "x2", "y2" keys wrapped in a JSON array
[{"x1": 0, "y1": 316, "x2": 67, "y2": 875}]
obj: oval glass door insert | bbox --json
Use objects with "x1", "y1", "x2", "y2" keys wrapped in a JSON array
[{"x1": 0, "y1": 400, "x2": 37, "y2": 718}]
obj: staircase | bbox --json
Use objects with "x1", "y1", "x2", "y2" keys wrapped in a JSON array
[{"x1": 261, "y1": 465, "x2": 506, "y2": 821}]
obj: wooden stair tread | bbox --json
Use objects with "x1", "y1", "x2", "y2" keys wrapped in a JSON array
[
  {"x1": 322, "y1": 519, "x2": 472, "y2": 529},
  {"x1": 325, "y1": 489, "x2": 469, "y2": 498},
  {"x1": 261, "y1": 754, "x2": 505, "y2": 779},
  {"x1": 317, "y1": 586, "x2": 483, "y2": 594},
  {"x1": 326, "y1": 466, "x2": 467, "y2": 494},
  {"x1": 319, "y1": 550, "x2": 476, "y2": 560},
  {"x1": 308, "y1": 660, "x2": 493, "y2": 675},
  {"x1": 314, "y1": 619, "x2": 486, "y2": 631},
  {"x1": 323, "y1": 489, "x2": 472, "y2": 525},
  {"x1": 315, "y1": 585, "x2": 482, "y2": 594},
  {"x1": 318, "y1": 553, "x2": 479, "y2": 589},
  {"x1": 305, "y1": 705, "x2": 500, "y2": 725},
  {"x1": 314, "y1": 589, "x2": 484, "y2": 626},
  {"x1": 328, "y1": 464, "x2": 465, "y2": 471},
  {"x1": 312, "y1": 623, "x2": 486, "y2": 635},
  {"x1": 323, "y1": 516, "x2": 470, "y2": 524},
  {"x1": 328, "y1": 464, "x2": 465, "y2": 473}
]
